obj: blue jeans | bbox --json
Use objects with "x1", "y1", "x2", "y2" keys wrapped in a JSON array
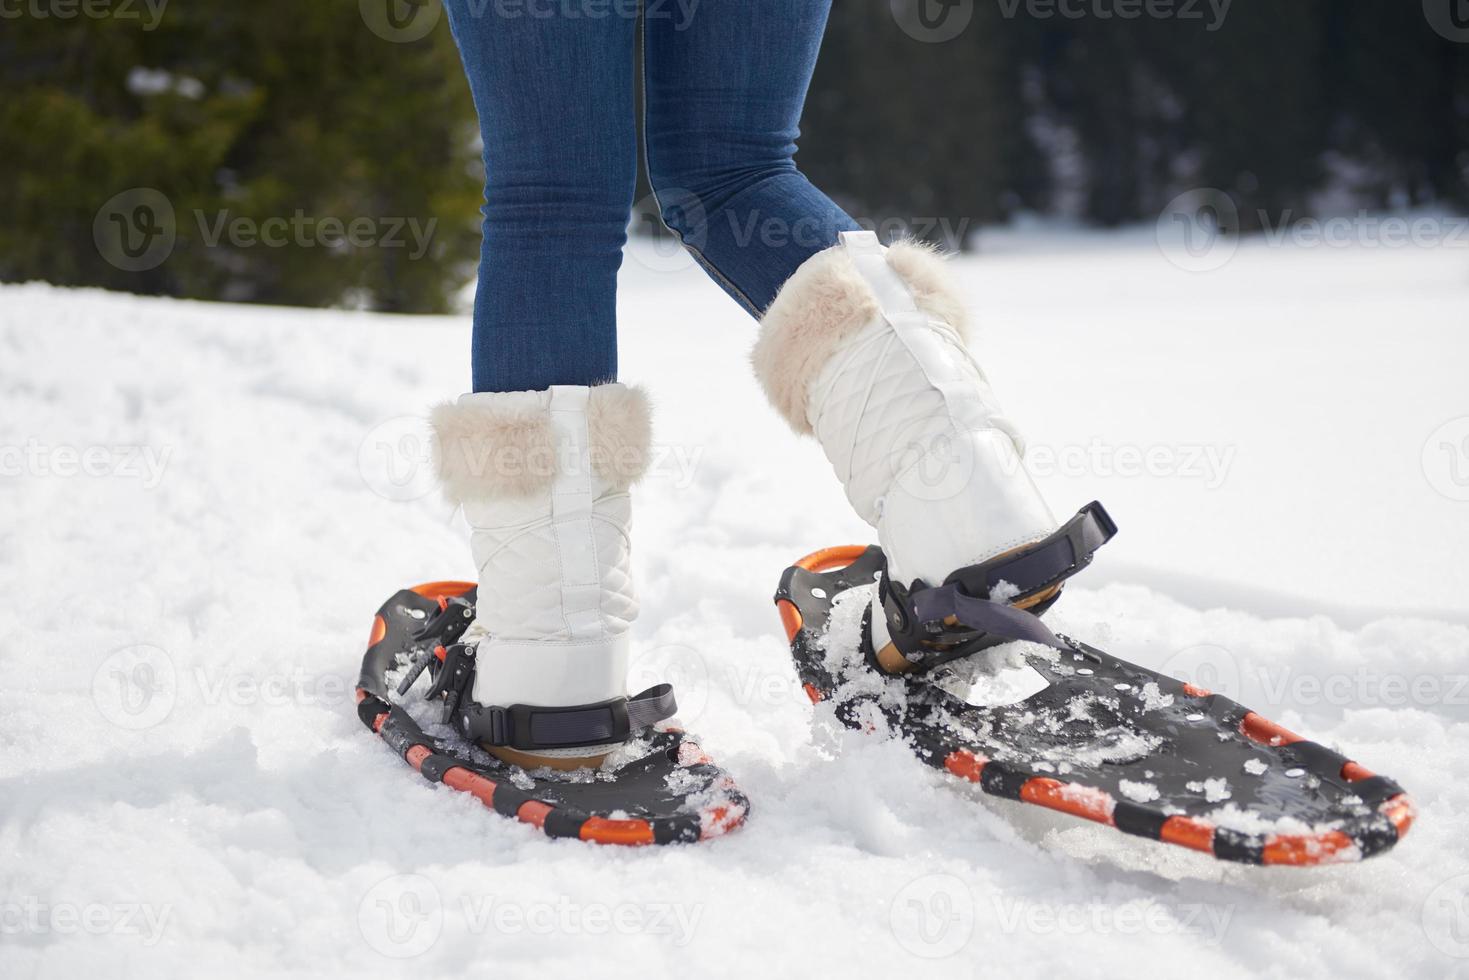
[{"x1": 442, "y1": 0, "x2": 859, "y2": 393}]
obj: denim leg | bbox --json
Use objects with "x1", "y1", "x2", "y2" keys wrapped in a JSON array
[
  {"x1": 443, "y1": 0, "x2": 639, "y2": 393},
  {"x1": 642, "y1": 0, "x2": 859, "y2": 318}
]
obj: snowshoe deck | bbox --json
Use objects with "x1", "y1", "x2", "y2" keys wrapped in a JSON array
[
  {"x1": 356, "y1": 582, "x2": 747, "y2": 846},
  {"x1": 776, "y1": 546, "x2": 1414, "y2": 866}
]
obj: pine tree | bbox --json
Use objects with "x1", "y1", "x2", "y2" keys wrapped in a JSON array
[{"x1": 0, "y1": 0, "x2": 481, "y2": 312}]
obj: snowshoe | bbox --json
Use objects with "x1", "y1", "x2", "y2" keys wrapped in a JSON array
[
  {"x1": 355, "y1": 581, "x2": 748, "y2": 845},
  {"x1": 774, "y1": 503, "x2": 1414, "y2": 866}
]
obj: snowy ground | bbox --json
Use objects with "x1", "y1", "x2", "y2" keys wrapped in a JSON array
[{"x1": 3, "y1": 229, "x2": 1468, "y2": 979}]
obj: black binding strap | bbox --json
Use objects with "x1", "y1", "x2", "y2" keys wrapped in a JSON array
[
  {"x1": 943, "y1": 501, "x2": 1115, "y2": 606},
  {"x1": 456, "y1": 684, "x2": 677, "y2": 751},
  {"x1": 880, "y1": 501, "x2": 1116, "y2": 671}
]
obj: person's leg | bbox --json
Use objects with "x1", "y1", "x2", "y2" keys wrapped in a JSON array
[
  {"x1": 645, "y1": 6, "x2": 1063, "y2": 668},
  {"x1": 434, "y1": 4, "x2": 648, "y2": 769},
  {"x1": 443, "y1": 1, "x2": 638, "y2": 391},
  {"x1": 642, "y1": 0, "x2": 860, "y2": 318}
]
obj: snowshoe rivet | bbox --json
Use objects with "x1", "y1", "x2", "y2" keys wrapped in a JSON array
[
  {"x1": 1285, "y1": 768, "x2": 1305, "y2": 778},
  {"x1": 1114, "y1": 683, "x2": 1130, "y2": 691},
  {"x1": 1186, "y1": 713, "x2": 1204, "y2": 721},
  {"x1": 1077, "y1": 668, "x2": 1093, "y2": 676},
  {"x1": 811, "y1": 587, "x2": 827, "y2": 600}
]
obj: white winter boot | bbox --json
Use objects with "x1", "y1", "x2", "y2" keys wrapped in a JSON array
[
  {"x1": 754, "y1": 231, "x2": 1112, "y2": 672},
  {"x1": 431, "y1": 383, "x2": 663, "y2": 769}
]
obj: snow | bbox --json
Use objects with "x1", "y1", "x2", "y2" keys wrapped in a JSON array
[
  {"x1": 1137, "y1": 681, "x2": 1174, "y2": 711},
  {"x1": 1185, "y1": 777, "x2": 1233, "y2": 804},
  {"x1": 1119, "y1": 780, "x2": 1162, "y2": 804},
  {"x1": 3, "y1": 229, "x2": 1468, "y2": 978}
]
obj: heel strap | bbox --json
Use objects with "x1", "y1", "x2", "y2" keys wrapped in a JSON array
[
  {"x1": 941, "y1": 501, "x2": 1116, "y2": 607},
  {"x1": 457, "y1": 684, "x2": 678, "y2": 751}
]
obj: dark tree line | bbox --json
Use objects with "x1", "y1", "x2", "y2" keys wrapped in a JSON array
[
  {"x1": 804, "y1": 1, "x2": 1468, "y2": 239},
  {"x1": 2, "y1": 0, "x2": 1465, "y2": 311}
]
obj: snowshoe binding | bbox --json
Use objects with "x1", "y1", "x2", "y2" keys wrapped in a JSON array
[
  {"x1": 356, "y1": 581, "x2": 748, "y2": 846},
  {"x1": 774, "y1": 503, "x2": 1414, "y2": 866}
]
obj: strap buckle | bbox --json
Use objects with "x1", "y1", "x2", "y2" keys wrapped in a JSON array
[{"x1": 422, "y1": 642, "x2": 477, "y2": 723}]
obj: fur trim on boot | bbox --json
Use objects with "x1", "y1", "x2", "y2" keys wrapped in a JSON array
[
  {"x1": 752, "y1": 240, "x2": 967, "y2": 435},
  {"x1": 431, "y1": 383, "x2": 652, "y2": 503}
]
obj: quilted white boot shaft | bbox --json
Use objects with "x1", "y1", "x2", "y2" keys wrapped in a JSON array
[
  {"x1": 465, "y1": 491, "x2": 636, "y2": 643},
  {"x1": 431, "y1": 384, "x2": 651, "y2": 717},
  {"x1": 756, "y1": 231, "x2": 1056, "y2": 589}
]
